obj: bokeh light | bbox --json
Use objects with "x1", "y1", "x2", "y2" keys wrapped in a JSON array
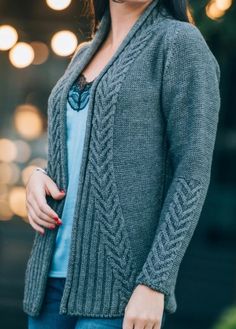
[
  {"x1": 0, "y1": 138, "x2": 17, "y2": 162},
  {"x1": 0, "y1": 25, "x2": 18, "y2": 51},
  {"x1": 0, "y1": 183, "x2": 8, "y2": 198},
  {"x1": 0, "y1": 162, "x2": 20, "y2": 185},
  {"x1": 51, "y1": 30, "x2": 78, "y2": 56},
  {"x1": 13, "y1": 104, "x2": 44, "y2": 140},
  {"x1": 14, "y1": 140, "x2": 31, "y2": 163},
  {"x1": 30, "y1": 41, "x2": 49, "y2": 65},
  {"x1": 206, "y1": 0, "x2": 233, "y2": 19},
  {"x1": 46, "y1": 0, "x2": 72, "y2": 11},
  {"x1": 0, "y1": 163, "x2": 13, "y2": 184},
  {"x1": 8, "y1": 186, "x2": 27, "y2": 217},
  {"x1": 0, "y1": 200, "x2": 13, "y2": 221},
  {"x1": 7, "y1": 163, "x2": 21, "y2": 184},
  {"x1": 9, "y1": 42, "x2": 35, "y2": 68},
  {"x1": 215, "y1": 0, "x2": 232, "y2": 10},
  {"x1": 206, "y1": 1, "x2": 225, "y2": 19}
]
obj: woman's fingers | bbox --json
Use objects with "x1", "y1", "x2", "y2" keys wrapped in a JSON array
[
  {"x1": 44, "y1": 176, "x2": 66, "y2": 201},
  {"x1": 25, "y1": 170, "x2": 66, "y2": 233},
  {"x1": 153, "y1": 322, "x2": 161, "y2": 329},
  {"x1": 29, "y1": 190, "x2": 63, "y2": 223},
  {"x1": 123, "y1": 314, "x2": 162, "y2": 329},
  {"x1": 122, "y1": 312, "x2": 134, "y2": 329},
  {"x1": 27, "y1": 202, "x2": 57, "y2": 230},
  {"x1": 27, "y1": 211, "x2": 45, "y2": 235},
  {"x1": 144, "y1": 323, "x2": 155, "y2": 329}
]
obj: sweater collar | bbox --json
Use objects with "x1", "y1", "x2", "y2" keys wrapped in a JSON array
[
  {"x1": 65, "y1": 0, "x2": 161, "y2": 91},
  {"x1": 58, "y1": 0, "x2": 161, "y2": 190}
]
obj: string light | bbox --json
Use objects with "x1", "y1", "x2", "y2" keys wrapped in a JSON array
[
  {"x1": 51, "y1": 30, "x2": 78, "y2": 56},
  {"x1": 0, "y1": 25, "x2": 18, "y2": 51},
  {"x1": 46, "y1": 0, "x2": 72, "y2": 11},
  {"x1": 9, "y1": 42, "x2": 34, "y2": 68}
]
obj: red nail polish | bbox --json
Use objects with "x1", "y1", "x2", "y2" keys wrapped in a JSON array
[
  {"x1": 60, "y1": 189, "x2": 66, "y2": 193},
  {"x1": 53, "y1": 216, "x2": 62, "y2": 225}
]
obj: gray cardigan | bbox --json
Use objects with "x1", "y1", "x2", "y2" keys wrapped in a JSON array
[{"x1": 23, "y1": 0, "x2": 221, "y2": 318}]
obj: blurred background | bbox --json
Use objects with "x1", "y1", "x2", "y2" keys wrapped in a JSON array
[{"x1": 0, "y1": 0, "x2": 236, "y2": 328}]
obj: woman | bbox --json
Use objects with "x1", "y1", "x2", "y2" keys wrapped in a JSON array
[{"x1": 23, "y1": 0, "x2": 221, "y2": 328}]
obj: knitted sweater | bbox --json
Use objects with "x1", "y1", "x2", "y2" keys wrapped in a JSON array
[{"x1": 23, "y1": 0, "x2": 221, "y2": 318}]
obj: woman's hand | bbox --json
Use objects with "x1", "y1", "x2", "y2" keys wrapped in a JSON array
[
  {"x1": 25, "y1": 169, "x2": 66, "y2": 235},
  {"x1": 123, "y1": 284, "x2": 164, "y2": 329}
]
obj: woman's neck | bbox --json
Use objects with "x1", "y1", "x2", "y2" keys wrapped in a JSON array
[{"x1": 107, "y1": 0, "x2": 153, "y2": 51}]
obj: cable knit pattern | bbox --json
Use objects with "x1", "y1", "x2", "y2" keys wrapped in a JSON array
[
  {"x1": 87, "y1": 12, "x2": 161, "y2": 309},
  {"x1": 135, "y1": 177, "x2": 203, "y2": 294},
  {"x1": 23, "y1": 0, "x2": 221, "y2": 318}
]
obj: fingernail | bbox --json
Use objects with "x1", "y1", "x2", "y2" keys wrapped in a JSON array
[
  {"x1": 53, "y1": 216, "x2": 62, "y2": 225},
  {"x1": 39, "y1": 231, "x2": 44, "y2": 235},
  {"x1": 60, "y1": 189, "x2": 66, "y2": 193},
  {"x1": 48, "y1": 225, "x2": 55, "y2": 229}
]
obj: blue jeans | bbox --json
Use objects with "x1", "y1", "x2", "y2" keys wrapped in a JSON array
[{"x1": 28, "y1": 277, "x2": 166, "y2": 329}]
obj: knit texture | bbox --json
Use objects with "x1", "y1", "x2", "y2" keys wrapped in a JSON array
[{"x1": 23, "y1": 0, "x2": 221, "y2": 317}]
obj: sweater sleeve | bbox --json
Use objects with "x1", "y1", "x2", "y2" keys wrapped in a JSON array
[{"x1": 134, "y1": 23, "x2": 221, "y2": 296}]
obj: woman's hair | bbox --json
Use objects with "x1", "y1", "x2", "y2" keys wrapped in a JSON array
[{"x1": 83, "y1": 0, "x2": 194, "y2": 36}]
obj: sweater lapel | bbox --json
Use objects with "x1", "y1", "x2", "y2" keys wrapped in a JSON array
[{"x1": 57, "y1": 0, "x2": 161, "y2": 193}]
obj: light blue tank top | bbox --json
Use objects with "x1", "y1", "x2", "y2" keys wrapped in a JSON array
[{"x1": 48, "y1": 75, "x2": 93, "y2": 277}]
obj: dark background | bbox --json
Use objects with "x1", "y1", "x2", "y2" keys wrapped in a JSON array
[{"x1": 0, "y1": 1, "x2": 236, "y2": 329}]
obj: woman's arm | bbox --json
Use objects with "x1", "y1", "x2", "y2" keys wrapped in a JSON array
[
  {"x1": 134, "y1": 22, "x2": 221, "y2": 297},
  {"x1": 123, "y1": 21, "x2": 221, "y2": 329}
]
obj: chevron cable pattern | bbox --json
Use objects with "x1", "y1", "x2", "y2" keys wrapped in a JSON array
[{"x1": 135, "y1": 177, "x2": 203, "y2": 293}]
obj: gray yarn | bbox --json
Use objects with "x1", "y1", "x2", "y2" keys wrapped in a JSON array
[{"x1": 23, "y1": 0, "x2": 221, "y2": 317}]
